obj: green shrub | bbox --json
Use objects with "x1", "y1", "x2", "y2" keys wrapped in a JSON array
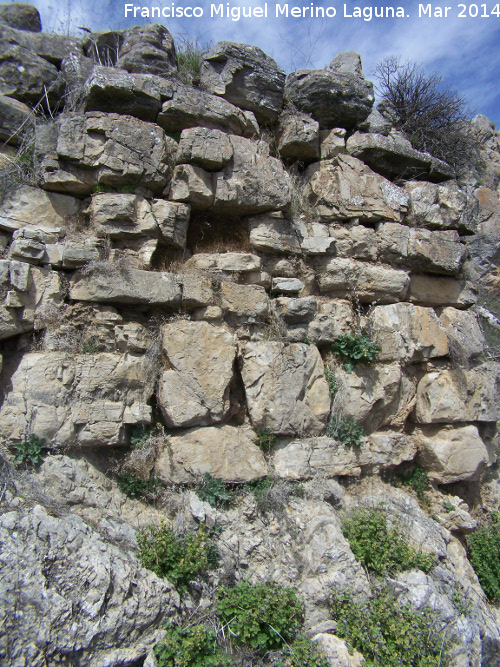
[
  {"x1": 137, "y1": 522, "x2": 218, "y2": 589},
  {"x1": 277, "y1": 635, "x2": 330, "y2": 667},
  {"x1": 196, "y1": 473, "x2": 232, "y2": 508},
  {"x1": 217, "y1": 581, "x2": 304, "y2": 652},
  {"x1": 154, "y1": 624, "x2": 233, "y2": 667},
  {"x1": 342, "y1": 509, "x2": 434, "y2": 576},
  {"x1": 326, "y1": 418, "x2": 364, "y2": 447},
  {"x1": 324, "y1": 368, "x2": 338, "y2": 396},
  {"x1": 13, "y1": 434, "x2": 46, "y2": 467},
  {"x1": 467, "y1": 515, "x2": 500, "y2": 604},
  {"x1": 130, "y1": 423, "x2": 152, "y2": 447},
  {"x1": 332, "y1": 587, "x2": 445, "y2": 667},
  {"x1": 331, "y1": 334, "x2": 380, "y2": 373},
  {"x1": 256, "y1": 429, "x2": 277, "y2": 454},
  {"x1": 400, "y1": 466, "x2": 430, "y2": 503}
]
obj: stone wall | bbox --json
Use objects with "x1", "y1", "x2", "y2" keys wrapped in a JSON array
[{"x1": 1, "y1": 5, "x2": 500, "y2": 666}]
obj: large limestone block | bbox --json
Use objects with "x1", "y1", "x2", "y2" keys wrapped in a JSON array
[
  {"x1": 413, "y1": 424, "x2": 489, "y2": 483},
  {"x1": 277, "y1": 111, "x2": 320, "y2": 161},
  {"x1": 346, "y1": 131, "x2": 454, "y2": 182},
  {"x1": 0, "y1": 352, "x2": 153, "y2": 445},
  {"x1": 439, "y1": 307, "x2": 485, "y2": 359},
  {"x1": 315, "y1": 257, "x2": 409, "y2": 303},
  {"x1": 0, "y1": 25, "x2": 81, "y2": 67},
  {"x1": 284, "y1": 68, "x2": 373, "y2": 130},
  {"x1": 240, "y1": 342, "x2": 330, "y2": 436},
  {"x1": 248, "y1": 214, "x2": 302, "y2": 254},
  {"x1": 0, "y1": 260, "x2": 63, "y2": 340},
  {"x1": 157, "y1": 321, "x2": 236, "y2": 427},
  {"x1": 0, "y1": 4, "x2": 42, "y2": 31},
  {"x1": 36, "y1": 112, "x2": 174, "y2": 195},
  {"x1": 157, "y1": 82, "x2": 258, "y2": 137},
  {"x1": 273, "y1": 297, "x2": 318, "y2": 323},
  {"x1": 152, "y1": 200, "x2": 190, "y2": 249},
  {"x1": 201, "y1": 41, "x2": 285, "y2": 124},
  {"x1": 170, "y1": 164, "x2": 215, "y2": 209},
  {"x1": 176, "y1": 127, "x2": 233, "y2": 170},
  {"x1": 273, "y1": 432, "x2": 415, "y2": 479},
  {"x1": 412, "y1": 363, "x2": 500, "y2": 424},
  {"x1": 117, "y1": 24, "x2": 176, "y2": 76},
  {"x1": 89, "y1": 194, "x2": 159, "y2": 238},
  {"x1": 307, "y1": 300, "x2": 355, "y2": 345},
  {"x1": 0, "y1": 184, "x2": 80, "y2": 232},
  {"x1": 404, "y1": 181, "x2": 471, "y2": 232},
  {"x1": 155, "y1": 425, "x2": 267, "y2": 483},
  {"x1": 220, "y1": 282, "x2": 269, "y2": 323},
  {"x1": 408, "y1": 275, "x2": 476, "y2": 308},
  {"x1": 185, "y1": 252, "x2": 261, "y2": 273},
  {"x1": 212, "y1": 135, "x2": 291, "y2": 214},
  {"x1": 368, "y1": 303, "x2": 449, "y2": 362},
  {"x1": 0, "y1": 94, "x2": 31, "y2": 145},
  {"x1": 338, "y1": 364, "x2": 416, "y2": 433},
  {"x1": 305, "y1": 155, "x2": 408, "y2": 222},
  {"x1": 70, "y1": 269, "x2": 212, "y2": 308}
]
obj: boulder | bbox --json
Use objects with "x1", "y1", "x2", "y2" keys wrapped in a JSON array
[
  {"x1": 466, "y1": 186, "x2": 500, "y2": 279},
  {"x1": 239, "y1": 341, "x2": 330, "y2": 436},
  {"x1": 158, "y1": 82, "x2": 258, "y2": 137},
  {"x1": 412, "y1": 363, "x2": 500, "y2": 424},
  {"x1": 0, "y1": 3, "x2": 41, "y2": 31},
  {"x1": 331, "y1": 225, "x2": 378, "y2": 261},
  {"x1": 155, "y1": 425, "x2": 268, "y2": 483},
  {"x1": 408, "y1": 275, "x2": 476, "y2": 308},
  {"x1": 315, "y1": 257, "x2": 410, "y2": 303},
  {"x1": 176, "y1": 127, "x2": 233, "y2": 170},
  {"x1": 116, "y1": 24, "x2": 176, "y2": 77},
  {"x1": 200, "y1": 41, "x2": 285, "y2": 124},
  {"x1": 271, "y1": 277, "x2": 304, "y2": 294},
  {"x1": 319, "y1": 127, "x2": 346, "y2": 159},
  {"x1": 277, "y1": 111, "x2": 320, "y2": 161},
  {"x1": 249, "y1": 214, "x2": 302, "y2": 254},
  {"x1": 404, "y1": 181, "x2": 471, "y2": 232},
  {"x1": 346, "y1": 132, "x2": 454, "y2": 182},
  {"x1": 358, "y1": 107, "x2": 392, "y2": 135},
  {"x1": 89, "y1": 194, "x2": 159, "y2": 238},
  {"x1": 169, "y1": 164, "x2": 215, "y2": 209},
  {"x1": 368, "y1": 303, "x2": 449, "y2": 362},
  {"x1": 413, "y1": 424, "x2": 489, "y2": 483},
  {"x1": 185, "y1": 252, "x2": 261, "y2": 273},
  {"x1": 329, "y1": 51, "x2": 364, "y2": 76},
  {"x1": 337, "y1": 364, "x2": 416, "y2": 434},
  {"x1": 36, "y1": 112, "x2": 174, "y2": 195},
  {"x1": 273, "y1": 297, "x2": 318, "y2": 323},
  {"x1": 219, "y1": 282, "x2": 269, "y2": 324},
  {"x1": 307, "y1": 300, "x2": 355, "y2": 345},
  {"x1": 0, "y1": 352, "x2": 153, "y2": 445},
  {"x1": 0, "y1": 94, "x2": 31, "y2": 145},
  {"x1": 304, "y1": 155, "x2": 408, "y2": 223},
  {"x1": 273, "y1": 432, "x2": 416, "y2": 479},
  {"x1": 439, "y1": 307, "x2": 485, "y2": 360},
  {"x1": 152, "y1": 200, "x2": 190, "y2": 248},
  {"x1": 0, "y1": 184, "x2": 80, "y2": 232},
  {"x1": 70, "y1": 268, "x2": 212, "y2": 308},
  {"x1": 0, "y1": 504, "x2": 178, "y2": 667},
  {"x1": 284, "y1": 68, "x2": 374, "y2": 130},
  {"x1": 157, "y1": 321, "x2": 237, "y2": 427}
]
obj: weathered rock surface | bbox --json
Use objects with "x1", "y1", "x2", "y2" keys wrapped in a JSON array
[
  {"x1": 346, "y1": 131, "x2": 454, "y2": 181},
  {"x1": 117, "y1": 24, "x2": 176, "y2": 77},
  {"x1": 249, "y1": 214, "x2": 302, "y2": 254},
  {"x1": 404, "y1": 181, "x2": 471, "y2": 232},
  {"x1": 439, "y1": 307, "x2": 485, "y2": 360},
  {"x1": 155, "y1": 425, "x2": 267, "y2": 482},
  {"x1": 315, "y1": 257, "x2": 410, "y2": 302},
  {"x1": 90, "y1": 193, "x2": 159, "y2": 238},
  {"x1": 313, "y1": 634, "x2": 364, "y2": 667},
  {"x1": 185, "y1": 252, "x2": 261, "y2": 273},
  {"x1": 0, "y1": 503, "x2": 178, "y2": 667},
  {"x1": 368, "y1": 303, "x2": 449, "y2": 362},
  {"x1": 0, "y1": 93, "x2": 31, "y2": 145},
  {"x1": 285, "y1": 68, "x2": 374, "y2": 130},
  {"x1": 239, "y1": 342, "x2": 330, "y2": 435},
  {"x1": 413, "y1": 424, "x2": 490, "y2": 483},
  {"x1": 319, "y1": 127, "x2": 347, "y2": 159},
  {"x1": 0, "y1": 184, "x2": 80, "y2": 232},
  {"x1": 219, "y1": 282, "x2": 269, "y2": 324},
  {"x1": 277, "y1": 111, "x2": 320, "y2": 161},
  {"x1": 408, "y1": 275, "x2": 476, "y2": 308},
  {"x1": 158, "y1": 321, "x2": 237, "y2": 427},
  {"x1": 0, "y1": 352, "x2": 154, "y2": 445},
  {"x1": 305, "y1": 155, "x2": 409, "y2": 222},
  {"x1": 176, "y1": 126, "x2": 233, "y2": 170},
  {"x1": 307, "y1": 300, "x2": 355, "y2": 344},
  {"x1": 0, "y1": 3, "x2": 41, "y2": 31},
  {"x1": 201, "y1": 41, "x2": 285, "y2": 124},
  {"x1": 36, "y1": 112, "x2": 175, "y2": 195}
]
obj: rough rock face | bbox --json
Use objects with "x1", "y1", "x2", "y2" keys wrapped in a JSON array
[
  {"x1": 158, "y1": 321, "x2": 237, "y2": 427},
  {"x1": 0, "y1": 184, "x2": 80, "y2": 232},
  {"x1": 0, "y1": 352, "x2": 154, "y2": 445},
  {"x1": 285, "y1": 66, "x2": 374, "y2": 130},
  {"x1": 201, "y1": 41, "x2": 286, "y2": 124},
  {"x1": 0, "y1": 3, "x2": 42, "y2": 31},
  {"x1": 116, "y1": 24, "x2": 177, "y2": 76},
  {"x1": 239, "y1": 342, "x2": 330, "y2": 435},
  {"x1": 0, "y1": 93, "x2": 31, "y2": 145}
]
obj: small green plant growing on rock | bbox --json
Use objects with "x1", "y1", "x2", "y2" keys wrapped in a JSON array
[
  {"x1": 467, "y1": 513, "x2": 500, "y2": 604},
  {"x1": 324, "y1": 368, "x2": 338, "y2": 396},
  {"x1": 326, "y1": 417, "x2": 364, "y2": 447},
  {"x1": 273, "y1": 634, "x2": 330, "y2": 667},
  {"x1": 216, "y1": 581, "x2": 304, "y2": 652},
  {"x1": 130, "y1": 424, "x2": 152, "y2": 447},
  {"x1": 342, "y1": 509, "x2": 434, "y2": 576},
  {"x1": 400, "y1": 465, "x2": 430, "y2": 505},
  {"x1": 331, "y1": 587, "x2": 445, "y2": 667},
  {"x1": 154, "y1": 623, "x2": 233, "y2": 667},
  {"x1": 137, "y1": 522, "x2": 218, "y2": 589},
  {"x1": 331, "y1": 334, "x2": 380, "y2": 373},
  {"x1": 256, "y1": 429, "x2": 277, "y2": 454},
  {"x1": 13, "y1": 434, "x2": 47, "y2": 467},
  {"x1": 196, "y1": 473, "x2": 232, "y2": 508}
]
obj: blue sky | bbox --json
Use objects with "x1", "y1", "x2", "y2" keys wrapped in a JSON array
[{"x1": 29, "y1": 0, "x2": 500, "y2": 125}]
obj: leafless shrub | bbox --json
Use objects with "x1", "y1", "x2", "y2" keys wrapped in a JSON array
[
  {"x1": 255, "y1": 478, "x2": 301, "y2": 515},
  {"x1": 263, "y1": 302, "x2": 288, "y2": 341},
  {"x1": 375, "y1": 56, "x2": 481, "y2": 173}
]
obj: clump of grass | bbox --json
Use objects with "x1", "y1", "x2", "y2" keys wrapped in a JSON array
[{"x1": 176, "y1": 37, "x2": 205, "y2": 86}]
